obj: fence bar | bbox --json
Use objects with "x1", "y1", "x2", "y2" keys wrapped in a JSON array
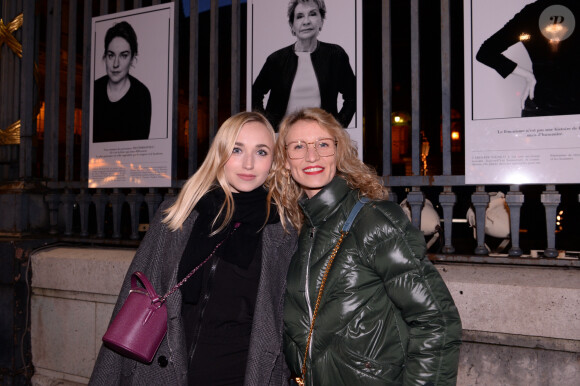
[
  {"x1": 46, "y1": 191, "x2": 59, "y2": 234},
  {"x1": 541, "y1": 185, "x2": 560, "y2": 257},
  {"x1": 77, "y1": 189, "x2": 91, "y2": 237},
  {"x1": 231, "y1": 0, "x2": 240, "y2": 115},
  {"x1": 382, "y1": 0, "x2": 392, "y2": 176},
  {"x1": 62, "y1": 189, "x2": 75, "y2": 235},
  {"x1": 385, "y1": 174, "x2": 465, "y2": 186},
  {"x1": 93, "y1": 189, "x2": 108, "y2": 238},
  {"x1": 43, "y1": 0, "x2": 62, "y2": 180},
  {"x1": 12, "y1": 1, "x2": 21, "y2": 124},
  {"x1": 172, "y1": 1, "x2": 180, "y2": 185},
  {"x1": 145, "y1": 188, "x2": 163, "y2": 222},
  {"x1": 209, "y1": 0, "x2": 219, "y2": 140},
  {"x1": 127, "y1": 189, "x2": 144, "y2": 240},
  {"x1": 439, "y1": 186, "x2": 456, "y2": 253},
  {"x1": 189, "y1": 0, "x2": 200, "y2": 173},
  {"x1": 406, "y1": 187, "x2": 425, "y2": 231},
  {"x1": 440, "y1": 0, "x2": 452, "y2": 176},
  {"x1": 0, "y1": 2, "x2": 14, "y2": 131},
  {"x1": 410, "y1": 0, "x2": 420, "y2": 176},
  {"x1": 65, "y1": 0, "x2": 77, "y2": 181},
  {"x1": 505, "y1": 185, "x2": 524, "y2": 256},
  {"x1": 19, "y1": 0, "x2": 35, "y2": 178},
  {"x1": 3, "y1": 2, "x2": 18, "y2": 133},
  {"x1": 471, "y1": 186, "x2": 490, "y2": 255},
  {"x1": 110, "y1": 189, "x2": 125, "y2": 238},
  {"x1": 81, "y1": 1, "x2": 92, "y2": 180},
  {"x1": 100, "y1": 0, "x2": 108, "y2": 15}
]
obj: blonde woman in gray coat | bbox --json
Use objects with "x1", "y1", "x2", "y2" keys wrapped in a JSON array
[{"x1": 89, "y1": 111, "x2": 297, "y2": 385}]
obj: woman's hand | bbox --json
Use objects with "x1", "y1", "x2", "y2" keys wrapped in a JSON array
[{"x1": 512, "y1": 65, "x2": 536, "y2": 109}]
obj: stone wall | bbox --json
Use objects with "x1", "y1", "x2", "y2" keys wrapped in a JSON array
[
  {"x1": 439, "y1": 264, "x2": 580, "y2": 385},
  {"x1": 30, "y1": 247, "x2": 134, "y2": 385},
  {"x1": 29, "y1": 247, "x2": 580, "y2": 385}
]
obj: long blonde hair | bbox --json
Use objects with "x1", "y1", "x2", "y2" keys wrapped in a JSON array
[
  {"x1": 163, "y1": 111, "x2": 275, "y2": 233},
  {"x1": 268, "y1": 108, "x2": 387, "y2": 231}
]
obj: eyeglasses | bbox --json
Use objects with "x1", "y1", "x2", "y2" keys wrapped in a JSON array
[{"x1": 285, "y1": 138, "x2": 337, "y2": 159}]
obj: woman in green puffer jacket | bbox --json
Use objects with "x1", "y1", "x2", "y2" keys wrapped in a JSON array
[{"x1": 268, "y1": 108, "x2": 462, "y2": 385}]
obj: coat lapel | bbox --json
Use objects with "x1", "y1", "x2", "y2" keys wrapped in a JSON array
[{"x1": 244, "y1": 223, "x2": 297, "y2": 385}]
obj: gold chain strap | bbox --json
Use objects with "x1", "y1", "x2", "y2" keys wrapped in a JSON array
[{"x1": 294, "y1": 231, "x2": 348, "y2": 386}]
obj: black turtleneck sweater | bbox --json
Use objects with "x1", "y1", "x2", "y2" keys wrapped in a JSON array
[{"x1": 179, "y1": 186, "x2": 279, "y2": 386}]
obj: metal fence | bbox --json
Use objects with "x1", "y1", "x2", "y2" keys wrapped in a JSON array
[{"x1": 1, "y1": 0, "x2": 578, "y2": 263}]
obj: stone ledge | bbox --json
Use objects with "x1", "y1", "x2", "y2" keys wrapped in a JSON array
[
  {"x1": 462, "y1": 329, "x2": 580, "y2": 353},
  {"x1": 32, "y1": 287, "x2": 118, "y2": 304},
  {"x1": 435, "y1": 263, "x2": 580, "y2": 341},
  {"x1": 32, "y1": 369, "x2": 88, "y2": 386},
  {"x1": 31, "y1": 247, "x2": 135, "y2": 296}
]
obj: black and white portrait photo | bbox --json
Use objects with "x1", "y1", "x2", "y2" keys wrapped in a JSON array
[
  {"x1": 92, "y1": 20, "x2": 152, "y2": 143},
  {"x1": 247, "y1": 0, "x2": 363, "y2": 153},
  {"x1": 89, "y1": 3, "x2": 174, "y2": 188},
  {"x1": 471, "y1": 0, "x2": 580, "y2": 120},
  {"x1": 464, "y1": 0, "x2": 580, "y2": 185}
]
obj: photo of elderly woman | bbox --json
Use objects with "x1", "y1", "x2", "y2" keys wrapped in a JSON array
[
  {"x1": 251, "y1": 0, "x2": 356, "y2": 131},
  {"x1": 92, "y1": 21, "x2": 152, "y2": 143}
]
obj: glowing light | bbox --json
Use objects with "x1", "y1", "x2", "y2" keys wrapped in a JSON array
[
  {"x1": 519, "y1": 33, "x2": 530, "y2": 41},
  {"x1": 504, "y1": 171, "x2": 533, "y2": 184},
  {"x1": 394, "y1": 116, "x2": 402, "y2": 123},
  {"x1": 544, "y1": 24, "x2": 566, "y2": 43},
  {"x1": 451, "y1": 131, "x2": 460, "y2": 140}
]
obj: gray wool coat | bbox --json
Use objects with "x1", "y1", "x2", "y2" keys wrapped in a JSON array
[{"x1": 89, "y1": 199, "x2": 298, "y2": 386}]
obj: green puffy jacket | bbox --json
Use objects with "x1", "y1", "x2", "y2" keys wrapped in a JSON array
[{"x1": 284, "y1": 177, "x2": 462, "y2": 385}]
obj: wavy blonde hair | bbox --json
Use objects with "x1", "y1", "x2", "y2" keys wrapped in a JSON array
[
  {"x1": 268, "y1": 108, "x2": 388, "y2": 231},
  {"x1": 163, "y1": 111, "x2": 275, "y2": 233}
]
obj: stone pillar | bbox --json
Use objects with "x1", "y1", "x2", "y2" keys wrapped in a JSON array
[{"x1": 0, "y1": 238, "x2": 55, "y2": 385}]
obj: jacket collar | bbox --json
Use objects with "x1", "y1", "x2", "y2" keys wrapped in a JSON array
[{"x1": 299, "y1": 176, "x2": 351, "y2": 228}]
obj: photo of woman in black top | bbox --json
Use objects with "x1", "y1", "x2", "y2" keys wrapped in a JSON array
[
  {"x1": 93, "y1": 21, "x2": 152, "y2": 143},
  {"x1": 476, "y1": 0, "x2": 580, "y2": 117},
  {"x1": 252, "y1": 0, "x2": 356, "y2": 130}
]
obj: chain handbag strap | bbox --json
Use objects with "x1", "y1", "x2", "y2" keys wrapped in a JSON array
[
  {"x1": 159, "y1": 222, "x2": 241, "y2": 304},
  {"x1": 294, "y1": 198, "x2": 369, "y2": 386},
  {"x1": 294, "y1": 231, "x2": 347, "y2": 386}
]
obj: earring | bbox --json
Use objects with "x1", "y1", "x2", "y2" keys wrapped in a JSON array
[{"x1": 286, "y1": 171, "x2": 292, "y2": 185}]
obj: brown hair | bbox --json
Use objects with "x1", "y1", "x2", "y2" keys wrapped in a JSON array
[{"x1": 268, "y1": 108, "x2": 387, "y2": 231}]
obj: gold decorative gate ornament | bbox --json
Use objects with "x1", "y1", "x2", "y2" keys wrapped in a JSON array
[
  {"x1": 0, "y1": 121, "x2": 21, "y2": 145},
  {"x1": 0, "y1": 13, "x2": 24, "y2": 144},
  {"x1": 0, "y1": 13, "x2": 23, "y2": 58}
]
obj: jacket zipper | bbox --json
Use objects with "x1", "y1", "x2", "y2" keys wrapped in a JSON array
[
  {"x1": 305, "y1": 226, "x2": 316, "y2": 357},
  {"x1": 188, "y1": 256, "x2": 221, "y2": 363}
]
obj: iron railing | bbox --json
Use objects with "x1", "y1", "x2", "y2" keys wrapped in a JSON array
[{"x1": 0, "y1": 0, "x2": 578, "y2": 264}]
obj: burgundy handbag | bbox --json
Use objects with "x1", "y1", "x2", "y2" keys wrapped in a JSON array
[
  {"x1": 102, "y1": 223, "x2": 240, "y2": 363},
  {"x1": 102, "y1": 271, "x2": 167, "y2": 363}
]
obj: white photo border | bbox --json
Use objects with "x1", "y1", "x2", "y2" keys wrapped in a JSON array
[
  {"x1": 88, "y1": 3, "x2": 174, "y2": 188},
  {"x1": 464, "y1": 0, "x2": 580, "y2": 184},
  {"x1": 246, "y1": 0, "x2": 363, "y2": 157}
]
